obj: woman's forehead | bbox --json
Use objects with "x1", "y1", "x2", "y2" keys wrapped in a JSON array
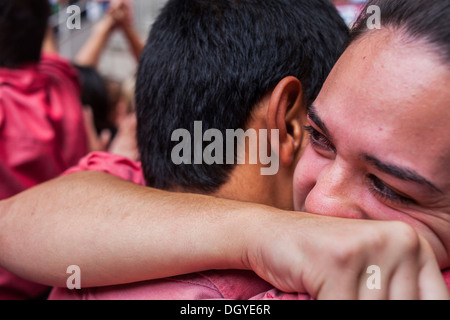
[
  {"x1": 318, "y1": 29, "x2": 449, "y2": 129},
  {"x1": 325, "y1": 31, "x2": 447, "y2": 103},
  {"x1": 314, "y1": 30, "x2": 450, "y2": 188}
]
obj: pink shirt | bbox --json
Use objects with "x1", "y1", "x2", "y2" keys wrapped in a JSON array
[
  {"x1": 0, "y1": 54, "x2": 88, "y2": 299},
  {"x1": 0, "y1": 54, "x2": 87, "y2": 200},
  {"x1": 50, "y1": 270, "x2": 309, "y2": 300},
  {"x1": 49, "y1": 152, "x2": 450, "y2": 300}
]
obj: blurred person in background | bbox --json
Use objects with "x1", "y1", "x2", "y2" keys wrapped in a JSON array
[
  {"x1": 73, "y1": 0, "x2": 142, "y2": 159},
  {"x1": 0, "y1": 0, "x2": 87, "y2": 299},
  {"x1": 0, "y1": 0, "x2": 139, "y2": 299}
]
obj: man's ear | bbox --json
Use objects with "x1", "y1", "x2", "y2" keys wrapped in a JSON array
[{"x1": 266, "y1": 76, "x2": 305, "y2": 168}]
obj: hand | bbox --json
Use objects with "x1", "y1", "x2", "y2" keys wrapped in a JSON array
[
  {"x1": 93, "y1": 0, "x2": 133, "y2": 34},
  {"x1": 83, "y1": 106, "x2": 112, "y2": 152},
  {"x1": 108, "y1": 113, "x2": 139, "y2": 161},
  {"x1": 244, "y1": 211, "x2": 450, "y2": 300},
  {"x1": 108, "y1": 0, "x2": 133, "y2": 28}
]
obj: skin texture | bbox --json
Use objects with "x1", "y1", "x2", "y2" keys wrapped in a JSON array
[{"x1": 294, "y1": 29, "x2": 450, "y2": 270}]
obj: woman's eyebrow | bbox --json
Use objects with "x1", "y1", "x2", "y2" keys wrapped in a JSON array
[
  {"x1": 363, "y1": 154, "x2": 443, "y2": 194},
  {"x1": 307, "y1": 105, "x2": 443, "y2": 194},
  {"x1": 307, "y1": 104, "x2": 331, "y2": 138}
]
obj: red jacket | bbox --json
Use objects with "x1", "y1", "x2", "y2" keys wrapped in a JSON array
[{"x1": 0, "y1": 54, "x2": 87, "y2": 299}]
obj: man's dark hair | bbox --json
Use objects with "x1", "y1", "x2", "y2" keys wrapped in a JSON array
[
  {"x1": 136, "y1": 0, "x2": 349, "y2": 193},
  {"x1": 0, "y1": 0, "x2": 50, "y2": 68},
  {"x1": 350, "y1": 0, "x2": 450, "y2": 63}
]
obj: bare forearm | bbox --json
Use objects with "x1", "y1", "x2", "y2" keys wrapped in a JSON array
[
  {"x1": 75, "y1": 18, "x2": 115, "y2": 67},
  {"x1": 121, "y1": 24, "x2": 144, "y2": 61},
  {"x1": 2, "y1": 172, "x2": 446, "y2": 299},
  {"x1": 0, "y1": 171, "x2": 261, "y2": 288}
]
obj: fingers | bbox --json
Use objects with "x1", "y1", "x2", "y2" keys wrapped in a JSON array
[
  {"x1": 419, "y1": 260, "x2": 449, "y2": 300},
  {"x1": 417, "y1": 238, "x2": 450, "y2": 300},
  {"x1": 359, "y1": 232, "x2": 448, "y2": 300},
  {"x1": 389, "y1": 235, "x2": 450, "y2": 300},
  {"x1": 358, "y1": 264, "x2": 390, "y2": 300},
  {"x1": 319, "y1": 260, "x2": 445, "y2": 300},
  {"x1": 251, "y1": 215, "x2": 447, "y2": 300},
  {"x1": 317, "y1": 268, "x2": 359, "y2": 300},
  {"x1": 313, "y1": 221, "x2": 448, "y2": 300},
  {"x1": 386, "y1": 260, "x2": 420, "y2": 300},
  {"x1": 359, "y1": 238, "x2": 448, "y2": 300}
]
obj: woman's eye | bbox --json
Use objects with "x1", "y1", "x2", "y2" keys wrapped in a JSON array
[
  {"x1": 304, "y1": 126, "x2": 336, "y2": 153},
  {"x1": 367, "y1": 174, "x2": 416, "y2": 206}
]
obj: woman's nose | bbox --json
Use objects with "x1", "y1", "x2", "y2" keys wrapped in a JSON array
[{"x1": 304, "y1": 160, "x2": 366, "y2": 219}]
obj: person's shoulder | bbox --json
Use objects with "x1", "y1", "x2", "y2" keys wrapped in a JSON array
[
  {"x1": 39, "y1": 53, "x2": 80, "y2": 88},
  {"x1": 39, "y1": 53, "x2": 73, "y2": 72},
  {"x1": 198, "y1": 270, "x2": 274, "y2": 300}
]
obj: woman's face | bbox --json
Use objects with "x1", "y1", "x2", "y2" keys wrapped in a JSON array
[{"x1": 293, "y1": 30, "x2": 450, "y2": 269}]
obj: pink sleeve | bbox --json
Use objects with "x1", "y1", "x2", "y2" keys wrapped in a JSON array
[
  {"x1": 40, "y1": 53, "x2": 81, "y2": 95},
  {"x1": 49, "y1": 275, "x2": 224, "y2": 300},
  {"x1": 250, "y1": 288, "x2": 311, "y2": 300},
  {"x1": 63, "y1": 152, "x2": 146, "y2": 186},
  {"x1": 252, "y1": 269, "x2": 450, "y2": 299}
]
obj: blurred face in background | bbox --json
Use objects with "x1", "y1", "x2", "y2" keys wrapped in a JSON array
[{"x1": 293, "y1": 29, "x2": 450, "y2": 269}]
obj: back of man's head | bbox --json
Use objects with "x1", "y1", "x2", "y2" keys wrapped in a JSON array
[
  {"x1": 0, "y1": 0, "x2": 50, "y2": 68},
  {"x1": 136, "y1": 0, "x2": 349, "y2": 193}
]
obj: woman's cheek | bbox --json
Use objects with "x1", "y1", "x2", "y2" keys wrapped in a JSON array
[{"x1": 293, "y1": 145, "x2": 324, "y2": 211}]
